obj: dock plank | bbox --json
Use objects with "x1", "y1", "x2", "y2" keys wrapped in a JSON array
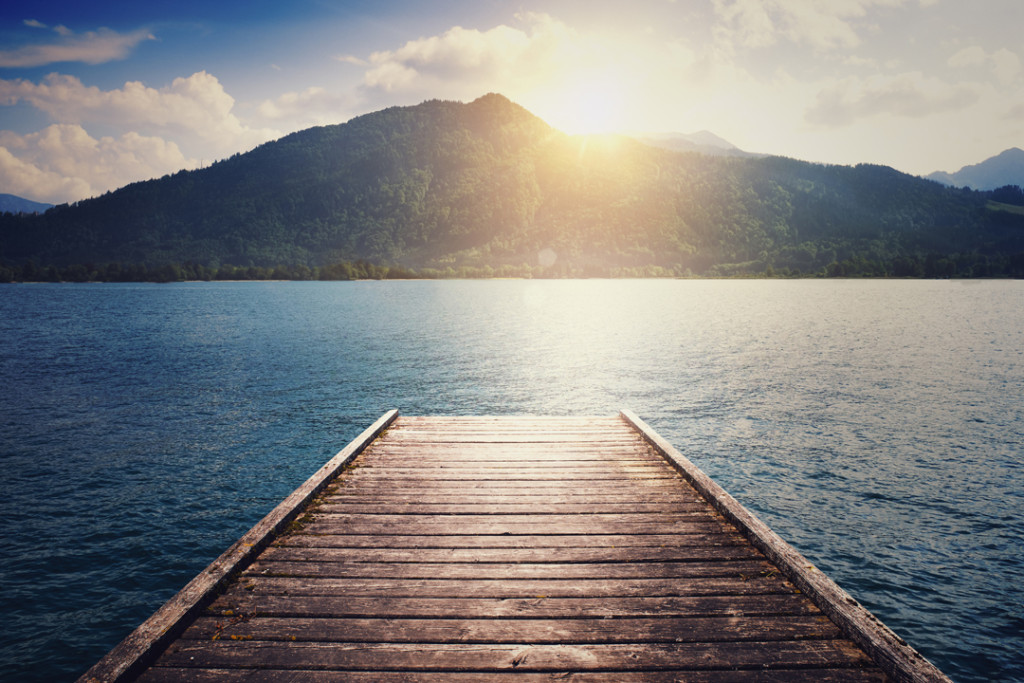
[
  {"x1": 253, "y1": 544, "x2": 763, "y2": 563},
  {"x1": 179, "y1": 615, "x2": 844, "y2": 644},
  {"x1": 205, "y1": 594, "x2": 828, "y2": 619},
  {"x1": 244, "y1": 560, "x2": 773, "y2": 580},
  {"x1": 151, "y1": 640, "x2": 876, "y2": 672},
  {"x1": 138, "y1": 670, "x2": 889, "y2": 683},
  {"x1": 276, "y1": 532, "x2": 747, "y2": 548},
  {"x1": 233, "y1": 575, "x2": 799, "y2": 598},
  {"x1": 82, "y1": 412, "x2": 948, "y2": 682}
]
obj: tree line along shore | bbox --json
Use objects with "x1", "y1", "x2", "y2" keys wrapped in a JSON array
[{"x1": 4, "y1": 249, "x2": 1023, "y2": 284}]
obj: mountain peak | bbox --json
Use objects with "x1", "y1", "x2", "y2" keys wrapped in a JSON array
[
  {"x1": 926, "y1": 147, "x2": 1024, "y2": 189},
  {"x1": 0, "y1": 193, "x2": 52, "y2": 214},
  {"x1": 465, "y1": 93, "x2": 546, "y2": 125},
  {"x1": 470, "y1": 92, "x2": 514, "y2": 107}
]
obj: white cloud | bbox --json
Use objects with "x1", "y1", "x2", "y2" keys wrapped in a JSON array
[
  {"x1": 1006, "y1": 102, "x2": 1024, "y2": 121},
  {"x1": 948, "y1": 46, "x2": 987, "y2": 68},
  {"x1": 0, "y1": 27, "x2": 154, "y2": 67},
  {"x1": 806, "y1": 72, "x2": 979, "y2": 126},
  {"x1": 949, "y1": 46, "x2": 1021, "y2": 85},
  {"x1": 255, "y1": 86, "x2": 354, "y2": 127},
  {"x1": 334, "y1": 54, "x2": 368, "y2": 67},
  {"x1": 990, "y1": 49, "x2": 1022, "y2": 84},
  {"x1": 711, "y1": 0, "x2": 909, "y2": 51},
  {"x1": 363, "y1": 61, "x2": 419, "y2": 92},
  {"x1": 0, "y1": 70, "x2": 286, "y2": 202},
  {"x1": 363, "y1": 22, "x2": 535, "y2": 93},
  {"x1": 0, "y1": 125, "x2": 194, "y2": 203},
  {"x1": 711, "y1": 0, "x2": 778, "y2": 49},
  {"x1": 0, "y1": 72, "x2": 278, "y2": 156},
  {"x1": 0, "y1": 146, "x2": 91, "y2": 203},
  {"x1": 334, "y1": 13, "x2": 774, "y2": 138}
]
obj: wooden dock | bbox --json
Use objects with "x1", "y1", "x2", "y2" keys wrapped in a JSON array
[{"x1": 81, "y1": 410, "x2": 949, "y2": 682}]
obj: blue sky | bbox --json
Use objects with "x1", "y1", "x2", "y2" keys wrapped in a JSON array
[{"x1": 1, "y1": 0, "x2": 1022, "y2": 203}]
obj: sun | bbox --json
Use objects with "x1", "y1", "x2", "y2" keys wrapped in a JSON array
[{"x1": 544, "y1": 75, "x2": 629, "y2": 135}]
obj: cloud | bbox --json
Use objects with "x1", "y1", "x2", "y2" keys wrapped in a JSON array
[
  {"x1": 358, "y1": 13, "x2": 576, "y2": 98},
  {"x1": 1005, "y1": 102, "x2": 1024, "y2": 121},
  {"x1": 349, "y1": 12, "x2": 686, "y2": 135},
  {"x1": 255, "y1": 86, "x2": 354, "y2": 127},
  {"x1": 711, "y1": 0, "x2": 908, "y2": 51},
  {"x1": 949, "y1": 46, "x2": 1021, "y2": 85},
  {"x1": 948, "y1": 46, "x2": 987, "y2": 69},
  {"x1": 0, "y1": 27, "x2": 154, "y2": 67},
  {"x1": 363, "y1": 23, "x2": 534, "y2": 92},
  {"x1": 0, "y1": 69, "x2": 287, "y2": 202},
  {"x1": 335, "y1": 12, "x2": 781, "y2": 138},
  {"x1": 0, "y1": 125, "x2": 194, "y2": 203},
  {"x1": 335, "y1": 54, "x2": 368, "y2": 67},
  {"x1": 0, "y1": 72, "x2": 278, "y2": 156},
  {"x1": 806, "y1": 72, "x2": 979, "y2": 126}
]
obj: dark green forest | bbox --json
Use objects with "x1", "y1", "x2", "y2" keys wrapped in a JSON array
[{"x1": 3, "y1": 93, "x2": 1024, "y2": 281}]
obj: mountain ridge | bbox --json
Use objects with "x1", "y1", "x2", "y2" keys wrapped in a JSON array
[
  {"x1": 926, "y1": 147, "x2": 1024, "y2": 190},
  {"x1": 2, "y1": 93, "x2": 1023, "y2": 279},
  {"x1": 0, "y1": 193, "x2": 53, "y2": 214},
  {"x1": 634, "y1": 131, "x2": 761, "y2": 158}
]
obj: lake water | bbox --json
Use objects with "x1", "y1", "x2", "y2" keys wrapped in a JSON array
[{"x1": 0, "y1": 279, "x2": 1021, "y2": 682}]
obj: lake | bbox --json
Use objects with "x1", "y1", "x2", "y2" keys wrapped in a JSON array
[{"x1": 1, "y1": 279, "x2": 1021, "y2": 682}]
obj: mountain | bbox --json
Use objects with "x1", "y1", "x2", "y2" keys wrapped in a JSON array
[
  {"x1": 0, "y1": 193, "x2": 52, "y2": 214},
  {"x1": 926, "y1": 148, "x2": 1024, "y2": 190},
  {"x1": 2, "y1": 93, "x2": 1023, "y2": 279},
  {"x1": 635, "y1": 131, "x2": 760, "y2": 158}
]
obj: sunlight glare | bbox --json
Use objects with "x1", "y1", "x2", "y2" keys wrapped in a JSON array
[{"x1": 548, "y1": 74, "x2": 627, "y2": 135}]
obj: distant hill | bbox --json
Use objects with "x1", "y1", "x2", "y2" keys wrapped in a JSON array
[
  {"x1": 635, "y1": 131, "x2": 760, "y2": 158},
  {"x1": 2, "y1": 94, "x2": 1023, "y2": 279},
  {"x1": 0, "y1": 193, "x2": 52, "y2": 214},
  {"x1": 926, "y1": 148, "x2": 1024, "y2": 190}
]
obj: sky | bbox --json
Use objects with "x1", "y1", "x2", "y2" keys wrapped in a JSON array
[{"x1": 1, "y1": 0, "x2": 1021, "y2": 204}]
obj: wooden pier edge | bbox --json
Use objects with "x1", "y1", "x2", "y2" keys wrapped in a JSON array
[
  {"x1": 77, "y1": 409, "x2": 400, "y2": 683},
  {"x1": 620, "y1": 409, "x2": 950, "y2": 683}
]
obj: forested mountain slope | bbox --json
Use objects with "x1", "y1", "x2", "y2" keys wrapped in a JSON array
[{"x1": 2, "y1": 94, "x2": 1023, "y2": 278}]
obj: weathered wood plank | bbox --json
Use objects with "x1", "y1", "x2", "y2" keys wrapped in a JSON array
[
  {"x1": 206, "y1": 594, "x2": 826, "y2": 619},
  {"x1": 276, "y1": 532, "x2": 746, "y2": 549},
  {"x1": 245, "y1": 560, "x2": 772, "y2": 580},
  {"x1": 308, "y1": 512, "x2": 716, "y2": 525},
  {"x1": 180, "y1": 614, "x2": 843, "y2": 644},
  {"x1": 379, "y1": 433, "x2": 642, "y2": 442},
  {"x1": 359, "y1": 450, "x2": 668, "y2": 460},
  {"x1": 299, "y1": 520, "x2": 735, "y2": 536},
  {"x1": 363, "y1": 449, "x2": 666, "y2": 459},
  {"x1": 256, "y1": 545, "x2": 763, "y2": 564},
  {"x1": 233, "y1": 575, "x2": 799, "y2": 598},
  {"x1": 321, "y1": 495, "x2": 704, "y2": 506},
  {"x1": 318, "y1": 501, "x2": 706, "y2": 513},
  {"x1": 138, "y1": 669, "x2": 889, "y2": 683},
  {"x1": 340, "y1": 470, "x2": 680, "y2": 480},
  {"x1": 329, "y1": 481, "x2": 694, "y2": 493},
  {"x1": 356, "y1": 460, "x2": 668, "y2": 470},
  {"x1": 379, "y1": 435, "x2": 647, "y2": 444},
  {"x1": 151, "y1": 640, "x2": 876, "y2": 672}
]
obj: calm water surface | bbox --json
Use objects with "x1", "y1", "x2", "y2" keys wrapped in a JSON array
[{"x1": 0, "y1": 280, "x2": 1021, "y2": 681}]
